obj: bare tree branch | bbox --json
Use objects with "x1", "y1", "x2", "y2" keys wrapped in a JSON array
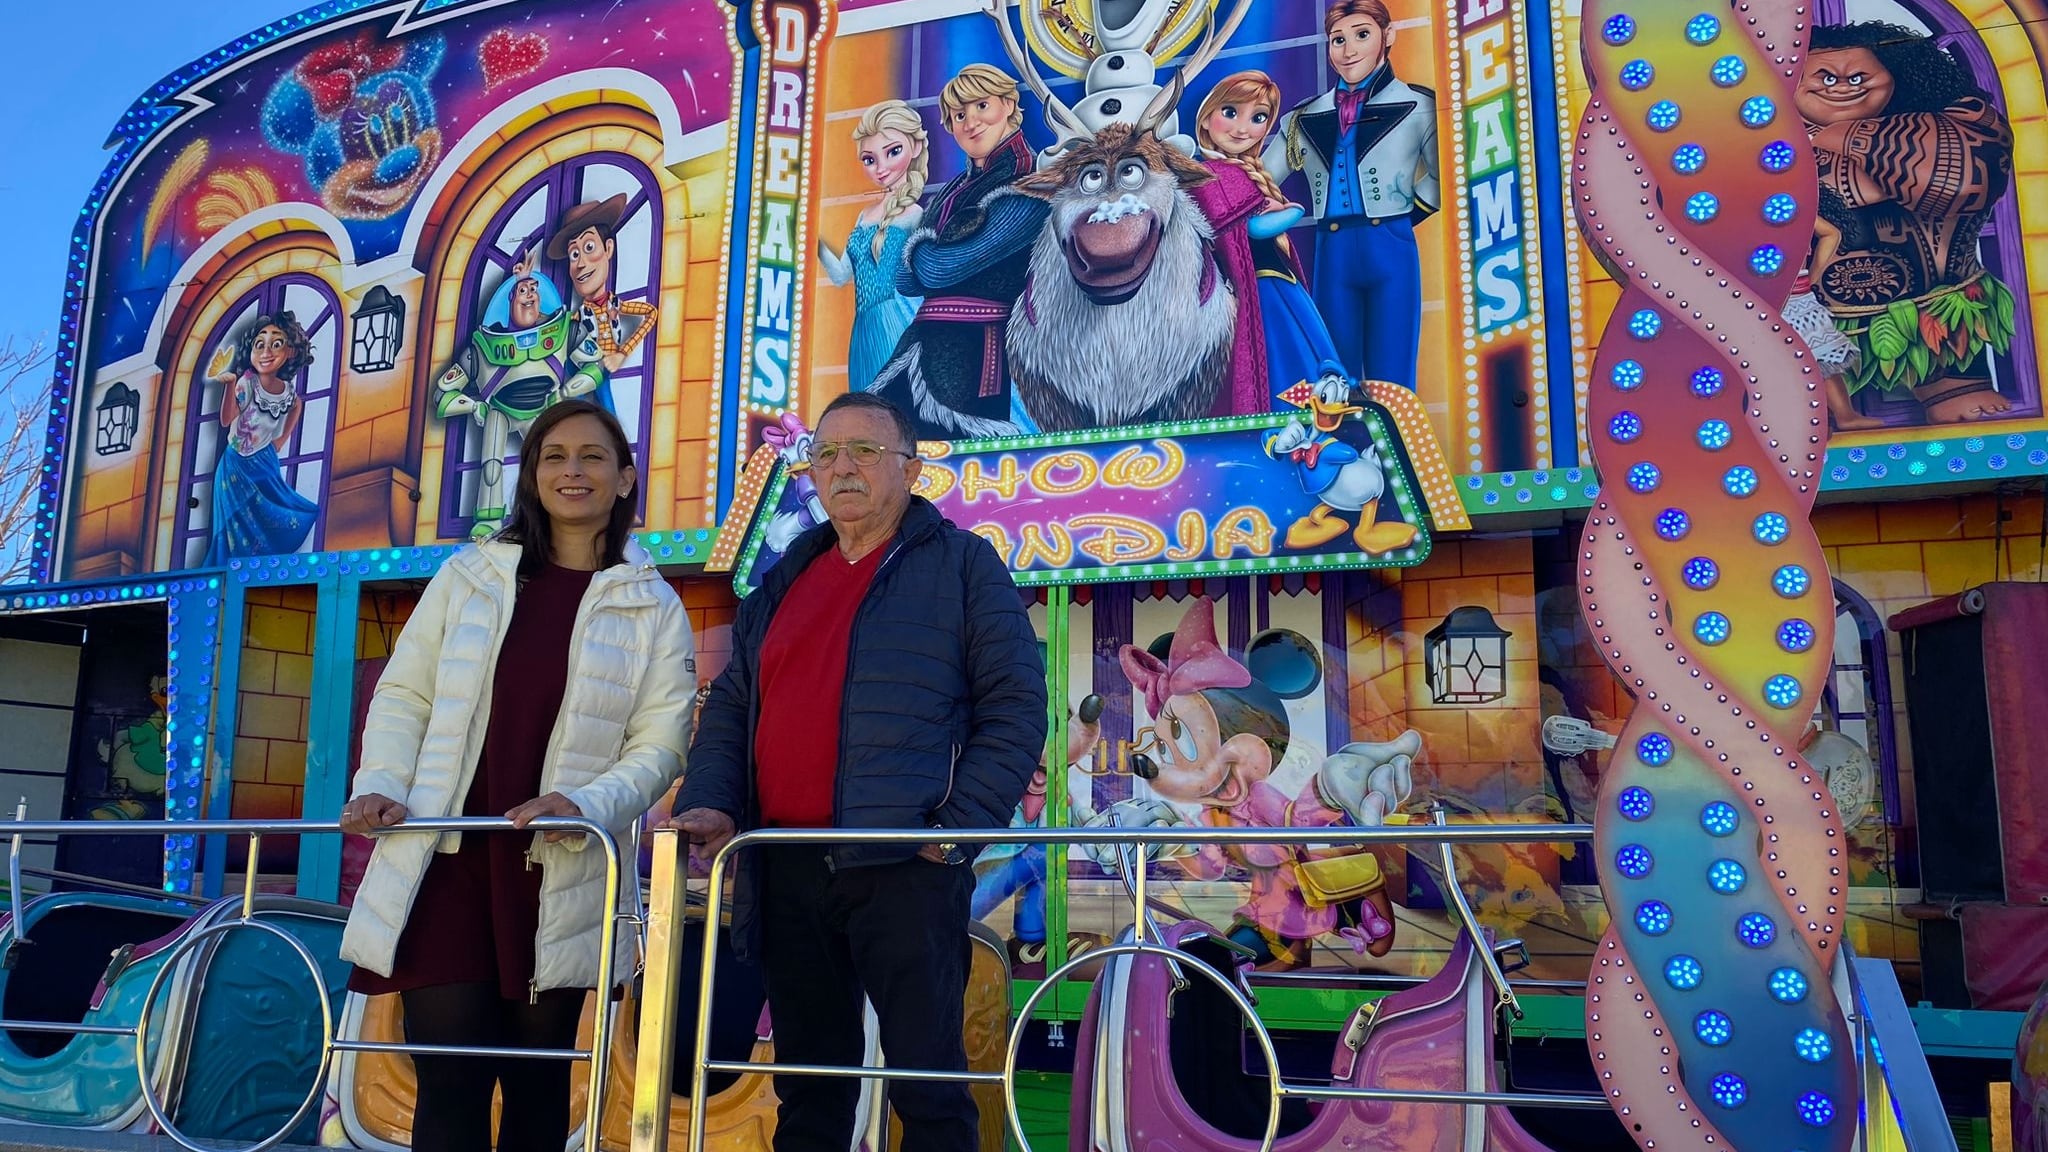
[{"x1": 0, "y1": 336, "x2": 56, "y2": 586}]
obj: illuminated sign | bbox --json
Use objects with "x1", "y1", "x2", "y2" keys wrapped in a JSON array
[
  {"x1": 740, "y1": 0, "x2": 827, "y2": 450},
  {"x1": 1445, "y1": 0, "x2": 1553, "y2": 471},
  {"x1": 1461, "y1": 0, "x2": 1529, "y2": 335},
  {"x1": 731, "y1": 406, "x2": 1438, "y2": 589}
]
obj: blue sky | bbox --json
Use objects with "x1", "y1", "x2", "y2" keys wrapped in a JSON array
[{"x1": 0, "y1": 0, "x2": 303, "y2": 347}]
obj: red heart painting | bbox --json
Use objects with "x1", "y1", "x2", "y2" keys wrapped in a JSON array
[{"x1": 479, "y1": 29, "x2": 548, "y2": 91}]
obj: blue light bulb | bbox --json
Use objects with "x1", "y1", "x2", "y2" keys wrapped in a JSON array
[
  {"x1": 1711, "y1": 1073, "x2": 1748, "y2": 1108},
  {"x1": 1797, "y1": 1092, "x2": 1835, "y2": 1127},
  {"x1": 1694, "y1": 1010, "x2": 1733, "y2": 1046},
  {"x1": 1794, "y1": 1028, "x2": 1832, "y2": 1063},
  {"x1": 1618, "y1": 787, "x2": 1655, "y2": 820},
  {"x1": 1777, "y1": 619, "x2": 1815, "y2": 652},
  {"x1": 1707, "y1": 859, "x2": 1746, "y2": 893},
  {"x1": 1665, "y1": 954, "x2": 1703, "y2": 990},
  {"x1": 1764, "y1": 675, "x2": 1803, "y2": 708},
  {"x1": 1737, "y1": 912, "x2": 1776, "y2": 947},
  {"x1": 1635, "y1": 900, "x2": 1673, "y2": 935}
]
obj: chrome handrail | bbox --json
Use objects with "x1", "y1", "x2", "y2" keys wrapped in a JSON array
[
  {"x1": 633, "y1": 818, "x2": 1603, "y2": 1152},
  {"x1": 0, "y1": 815, "x2": 627, "y2": 1152}
]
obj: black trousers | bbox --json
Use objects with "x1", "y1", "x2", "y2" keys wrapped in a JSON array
[
  {"x1": 757, "y1": 844, "x2": 976, "y2": 1152},
  {"x1": 400, "y1": 982, "x2": 584, "y2": 1152}
]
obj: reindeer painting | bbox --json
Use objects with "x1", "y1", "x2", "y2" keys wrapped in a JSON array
[{"x1": 990, "y1": 0, "x2": 1257, "y2": 433}]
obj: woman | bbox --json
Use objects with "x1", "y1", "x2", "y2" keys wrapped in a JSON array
[
  {"x1": 1192, "y1": 71, "x2": 1352, "y2": 412},
  {"x1": 817, "y1": 98, "x2": 928, "y2": 390},
  {"x1": 202, "y1": 312, "x2": 322, "y2": 564},
  {"x1": 338, "y1": 399, "x2": 694, "y2": 1151}
]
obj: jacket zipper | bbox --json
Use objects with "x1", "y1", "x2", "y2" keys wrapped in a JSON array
[
  {"x1": 826, "y1": 532, "x2": 921, "y2": 872},
  {"x1": 827, "y1": 538, "x2": 893, "y2": 870}
]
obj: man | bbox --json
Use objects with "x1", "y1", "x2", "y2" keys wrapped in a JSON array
[
  {"x1": 866, "y1": 63, "x2": 1049, "y2": 441},
  {"x1": 1263, "y1": 0, "x2": 1440, "y2": 392},
  {"x1": 549, "y1": 192, "x2": 657, "y2": 416},
  {"x1": 667, "y1": 390, "x2": 1047, "y2": 1152}
]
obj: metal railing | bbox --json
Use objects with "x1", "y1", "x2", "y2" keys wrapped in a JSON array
[
  {"x1": 631, "y1": 812, "x2": 1608, "y2": 1152},
  {"x1": 0, "y1": 816, "x2": 628, "y2": 1152}
]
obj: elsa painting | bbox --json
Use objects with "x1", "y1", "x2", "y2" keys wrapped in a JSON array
[
  {"x1": 817, "y1": 98, "x2": 928, "y2": 390},
  {"x1": 201, "y1": 312, "x2": 320, "y2": 564}
]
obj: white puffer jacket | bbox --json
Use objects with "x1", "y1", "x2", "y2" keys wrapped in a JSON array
[{"x1": 339, "y1": 539, "x2": 693, "y2": 993}]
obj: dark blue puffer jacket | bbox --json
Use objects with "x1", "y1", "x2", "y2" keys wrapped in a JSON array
[{"x1": 672, "y1": 496, "x2": 1048, "y2": 956}]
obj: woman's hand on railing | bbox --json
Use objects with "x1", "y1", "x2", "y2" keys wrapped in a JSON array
[
  {"x1": 339, "y1": 793, "x2": 408, "y2": 836},
  {"x1": 508, "y1": 792, "x2": 586, "y2": 843}
]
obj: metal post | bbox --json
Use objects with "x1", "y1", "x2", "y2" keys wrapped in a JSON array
[
  {"x1": 1431, "y1": 805, "x2": 1521, "y2": 1019},
  {"x1": 684, "y1": 832, "x2": 733, "y2": 1152},
  {"x1": 241, "y1": 834, "x2": 261, "y2": 921},
  {"x1": 630, "y1": 828, "x2": 689, "y2": 1152},
  {"x1": 585, "y1": 817, "x2": 623, "y2": 1152}
]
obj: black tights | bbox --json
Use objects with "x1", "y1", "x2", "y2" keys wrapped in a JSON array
[{"x1": 400, "y1": 982, "x2": 584, "y2": 1152}]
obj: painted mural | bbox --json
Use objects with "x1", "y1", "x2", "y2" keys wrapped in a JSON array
[
  {"x1": 729, "y1": 0, "x2": 1552, "y2": 488},
  {"x1": 1557, "y1": 0, "x2": 2048, "y2": 452},
  {"x1": 54, "y1": 0, "x2": 739, "y2": 580}
]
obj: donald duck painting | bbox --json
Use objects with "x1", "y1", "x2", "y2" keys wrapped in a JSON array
[{"x1": 1266, "y1": 372, "x2": 1419, "y2": 554}]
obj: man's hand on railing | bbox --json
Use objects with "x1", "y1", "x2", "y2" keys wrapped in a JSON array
[
  {"x1": 662, "y1": 808, "x2": 737, "y2": 870},
  {"x1": 508, "y1": 792, "x2": 586, "y2": 843},
  {"x1": 339, "y1": 793, "x2": 408, "y2": 836}
]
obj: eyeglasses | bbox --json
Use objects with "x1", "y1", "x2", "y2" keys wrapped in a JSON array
[{"x1": 811, "y1": 440, "x2": 911, "y2": 468}]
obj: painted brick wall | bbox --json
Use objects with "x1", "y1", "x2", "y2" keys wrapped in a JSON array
[{"x1": 231, "y1": 585, "x2": 316, "y2": 824}]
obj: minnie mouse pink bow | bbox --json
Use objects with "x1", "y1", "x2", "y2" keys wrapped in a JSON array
[
  {"x1": 761, "y1": 412, "x2": 808, "y2": 451},
  {"x1": 1118, "y1": 597, "x2": 1252, "y2": 716}
]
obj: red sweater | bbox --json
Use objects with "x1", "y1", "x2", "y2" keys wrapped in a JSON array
[{"x1": 754, "y1": 540, "x2": 890, "y2": 826}]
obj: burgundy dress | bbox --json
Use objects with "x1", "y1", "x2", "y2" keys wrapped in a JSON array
[{"x1": 348, "y1": 561, "x2": 595, "y2": 1001}]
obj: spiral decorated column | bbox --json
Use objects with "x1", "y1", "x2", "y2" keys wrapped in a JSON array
[{"x1": 1574, "y1": 4, "x2": 1860, "y2": 1151}]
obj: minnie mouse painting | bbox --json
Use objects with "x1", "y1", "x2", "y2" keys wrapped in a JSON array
[{"x1": 1087, "y1": 597, "x2": 1423, "y2": 970}]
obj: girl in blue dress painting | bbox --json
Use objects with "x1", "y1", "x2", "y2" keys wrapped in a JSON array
[
  {"x1": 1195, "y1": 72, "x2": 1350, "y2": 405},
  {"x1": 202, "y1": 312, "x2": 321, "y2": 564},
  {"x1": 817, "y1": 98, "x2": 928, "y2": 391}
]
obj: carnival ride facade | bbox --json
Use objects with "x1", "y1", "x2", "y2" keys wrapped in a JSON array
[{"x1": 2, "y1": 0, "x2": 2044, "y2": 1149}]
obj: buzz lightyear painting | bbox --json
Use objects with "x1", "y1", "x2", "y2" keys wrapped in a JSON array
[{"x1": 434, "y1": 246, "x2": 581, "y2": 537}]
